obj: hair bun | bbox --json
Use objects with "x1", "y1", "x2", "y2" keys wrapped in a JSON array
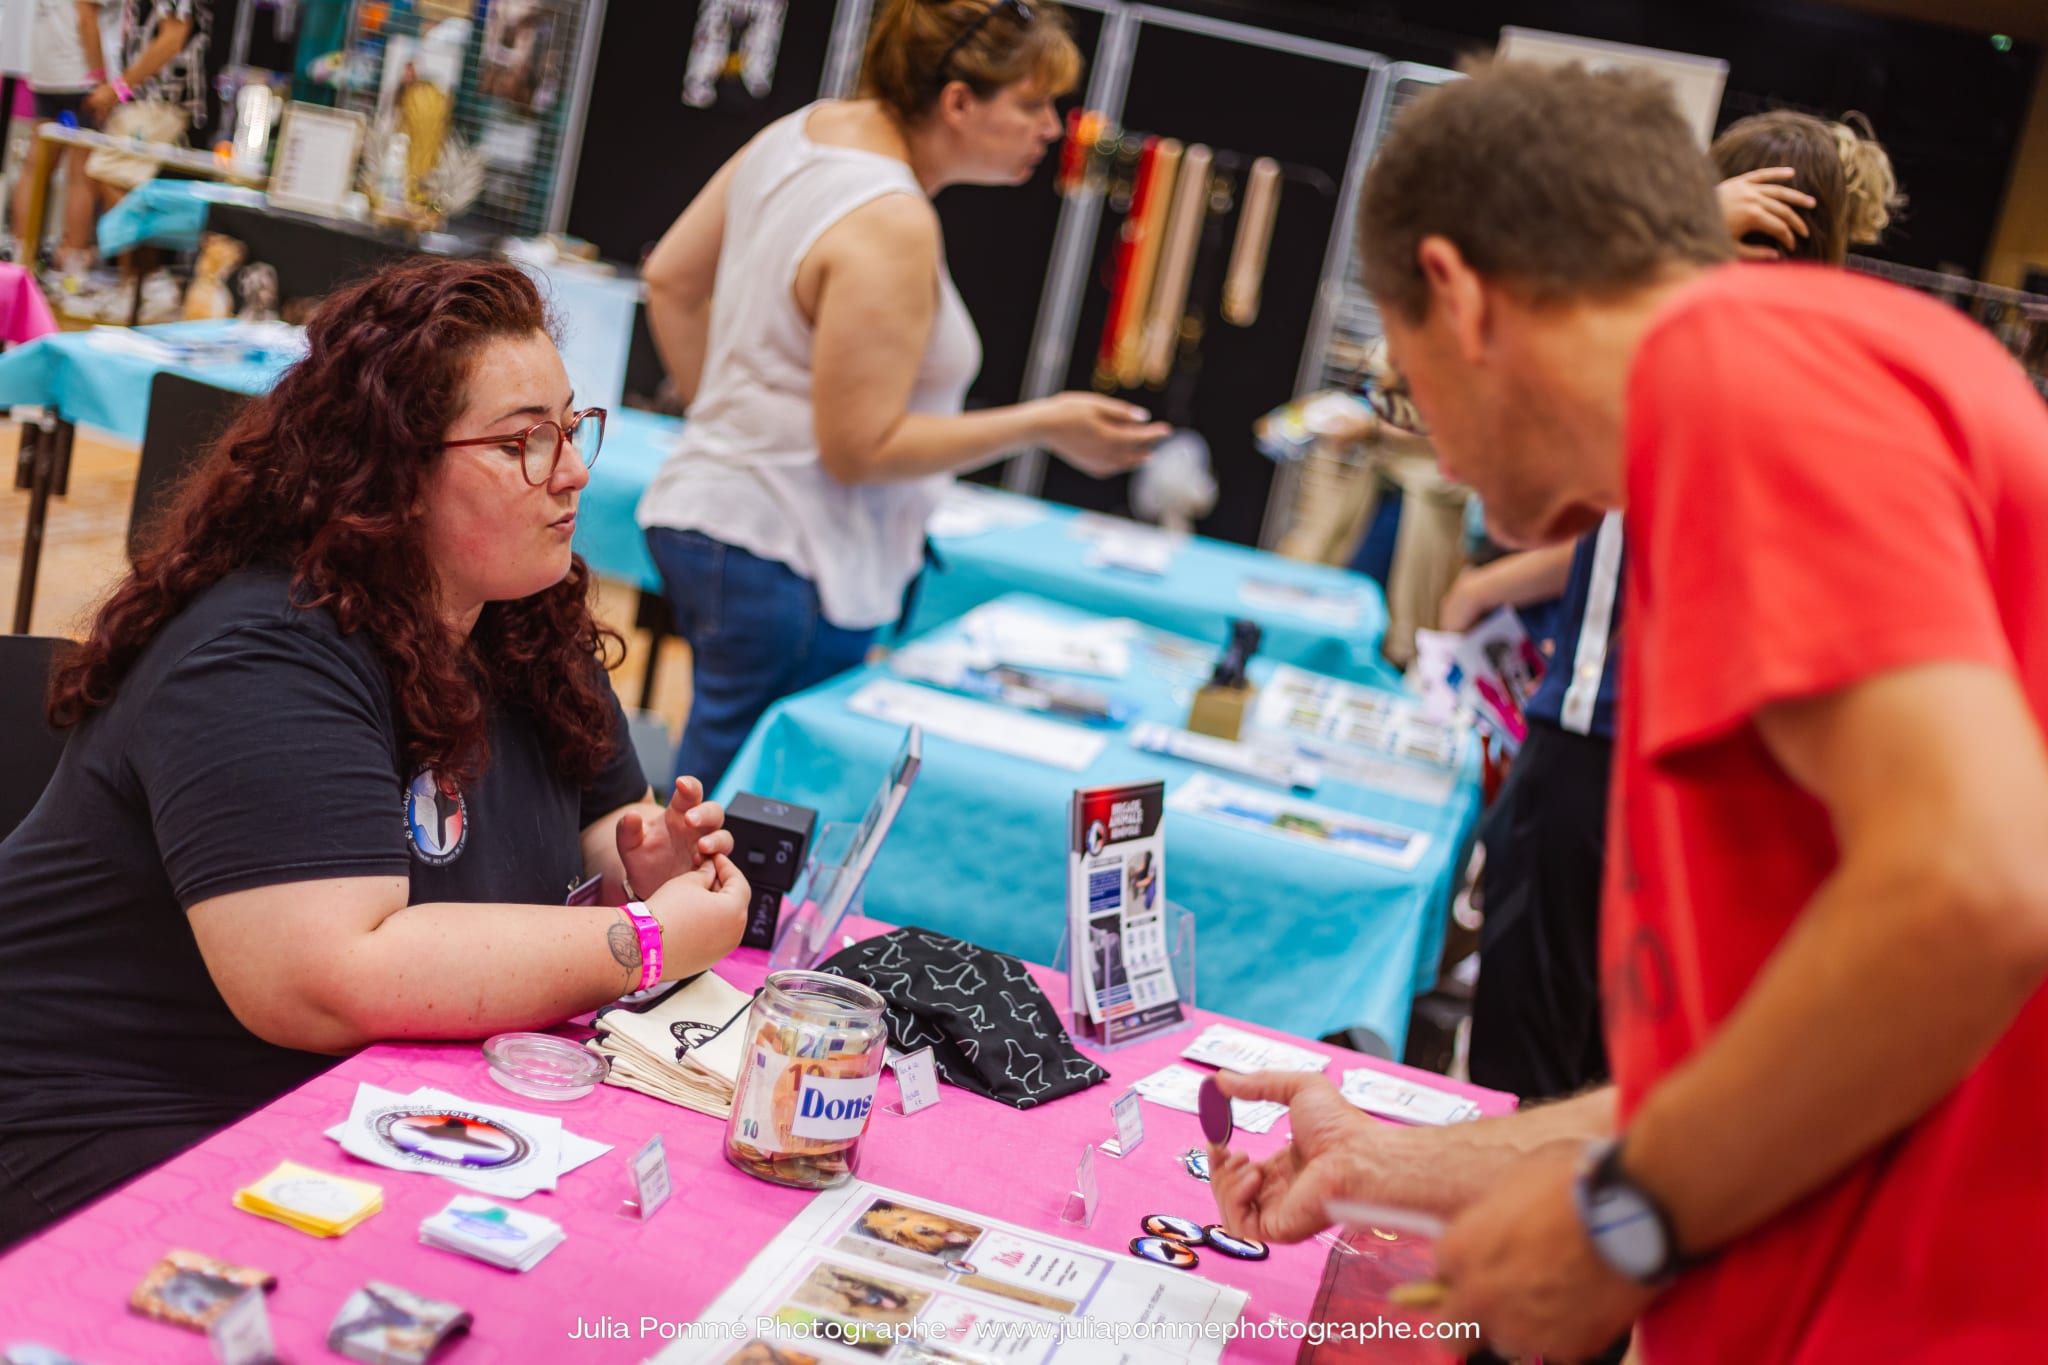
[{"x1": 1832, "y1": 113, "x2": 1904, "y2": 247}]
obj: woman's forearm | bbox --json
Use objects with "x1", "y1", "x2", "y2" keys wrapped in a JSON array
[
  {"x1": 1470, "y1": 543, "x2": 1576, "y2": 609},
  {"x1": 646, "y1": 283, "x2": 710, "y2": 408},
  {"x1": 825, "y1": 402, "x2": 1045, "y2": 484},
  {"x1": 306, "y1": 901, "x2": 644, "y2": 1052},
  {"x1": 75, "y1": 3, "x2": 103, "y2": 76}
]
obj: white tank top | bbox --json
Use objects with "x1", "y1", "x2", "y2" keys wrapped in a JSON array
[{"x1": 636, "y1": 102, "x2": 983, "y2": 630}]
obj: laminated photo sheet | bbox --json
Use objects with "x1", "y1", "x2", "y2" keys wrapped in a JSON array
[
  {"x1": 1294, "y1": 747, "x2": 1460, "y2": 807},
  {"x1": 955, "y1": 600, "x2": 1138, "y2": 679},
  {"x1": 1068, "y1": 782, "x2": 1183, "y2": 1046},
  {"x1": 1246, "y1": 666, "x2": 1468, "y2": 773},
  {"x1": 847, "y1": 680, "x2": 1107, "y2": 772},
  {"x1": 1069, "y1": 512, "x2": 1187, "y2": 577},
  {"x1": 1235, "y1": 577, "x2": 1367, "y2": 631},
  {"x1": 1167, "y1": 774, "x2": 1431, "y2": 873},
  {"x1": 654, "y1": 1180, "x2": 1245, "y2": 1365},
  {"x1": 926, "y1": 483, "x2": 1051, "y2": 539}
]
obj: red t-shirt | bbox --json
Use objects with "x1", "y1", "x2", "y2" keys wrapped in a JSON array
[{"x1": 1607, "y1": 264, "x2": 2048, "y2": 1362}]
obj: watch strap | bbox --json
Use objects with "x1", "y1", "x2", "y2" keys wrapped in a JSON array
[{"x1": 1577, "y1": 1138, "x2": 1691, "y2": 1285}]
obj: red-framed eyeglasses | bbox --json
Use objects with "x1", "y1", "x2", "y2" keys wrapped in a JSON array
[{"x1": 443, "y1": 407, "x2": 607, "y2": 485}]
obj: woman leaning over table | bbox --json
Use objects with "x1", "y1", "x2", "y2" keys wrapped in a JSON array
[
  {"x1": 0, "y1": 258, "x2": 749, "y2": 1251},
  {"x1": 639, "y1": 0, "x2": 1168, "y2": 792}
]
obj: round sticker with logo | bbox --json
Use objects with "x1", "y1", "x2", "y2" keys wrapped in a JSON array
[
  {"x1": 1086, "y1": 820, "x2": 1108, "y2": 856},
  {"x1": 1141, "y1": 1214, "x2": 1208, "y2": 1245},
  {"x1": 1203, "y1": 1226, "x2": 1270, "y2": 1261},
  {"x1": 372, "y1": 1108, "x2": 531, "y2": 1170},
  {"x1": 405, "y1": 769, "x2": 468, "y2": 866},
  {"x1": 1129, "y1": 1236, "x2": 1199, "y2": 1270}
]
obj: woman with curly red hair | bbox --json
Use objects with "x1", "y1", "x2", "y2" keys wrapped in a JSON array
[{"x1": 0, "y1": 257, "x2": 749, "y2": 1249}]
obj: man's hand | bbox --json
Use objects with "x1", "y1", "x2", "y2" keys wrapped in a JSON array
[
  {"x1": 616, "y1": 776, "x2": 731, "y2": 899},
  {"x1": 1207, "y1": 1071, "x2": 1392, "y2": 1243},
  {"x1": 1716, "y1": 167, "x2": 1817, "y2": 260},
  {"x1": 1434, "y1": 1146, "x2": 1656, "y2": 1361}
]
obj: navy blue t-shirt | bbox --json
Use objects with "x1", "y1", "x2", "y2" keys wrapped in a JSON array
[
  {"x1": 0, "y1": 571, "x2": 645, "y2": 1159},
  {"x1": 1525, "y1": 515, "x2": 1624, "y2": 739}
]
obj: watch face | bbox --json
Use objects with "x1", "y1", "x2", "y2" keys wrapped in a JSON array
[{"x1": 1586, "y1": 1184, "x2": 1667, "y2": 1282}]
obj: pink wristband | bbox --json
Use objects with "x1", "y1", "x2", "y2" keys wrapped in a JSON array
[
  {"x1": 112, "y1": 77, "x2": 132, "y2": 103},
  {"x1": 621, "y1": 901, "x2": 662, "y2": 991}
]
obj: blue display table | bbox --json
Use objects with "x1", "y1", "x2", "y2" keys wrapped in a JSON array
[{"x1": 716, "y1": 594, "x2": 1479, "y2": 1050}]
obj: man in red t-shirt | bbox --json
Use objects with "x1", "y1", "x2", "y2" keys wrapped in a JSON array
[{"x1": 1204, "y1": 62, "x2": 2048, "y2": 1362}]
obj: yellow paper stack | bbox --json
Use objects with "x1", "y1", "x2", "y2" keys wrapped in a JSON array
[{"x1": 233, "y1": 1160, "x2": 384, "y2": 1237}]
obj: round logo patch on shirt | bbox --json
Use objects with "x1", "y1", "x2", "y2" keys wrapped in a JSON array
[{"x1": 405, "y1": 769, "x2": 468, "y2": 866}]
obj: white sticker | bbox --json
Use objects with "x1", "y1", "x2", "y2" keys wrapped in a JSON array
[
  {"x1": 894, "y1": 1047, "x2": 941, "y2": 1116},
  {"x1": 1112, "y1": 1088, "x2": 1145, "y2": 1156},
  {"x1": 209, "y1": 1286, "x2": 276, "y2": 1365},
  {"x1": 632, "y1": 1134, "x2": 673, "y2": 1219},
  {"x1": 790, "y1": 1073, "x2": 881, "y2": 1140}
]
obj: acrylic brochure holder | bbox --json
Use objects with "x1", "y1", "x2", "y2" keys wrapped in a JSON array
[
  {"x1": 770, "y1": 724, "x2": 923, "y2": 971},
  {"x1": 1052, "y1": 900, "x2": 1196, "y2": 1051},
  {"x1": 768, "y1": 821, "x2": 865, "y2": 971}
]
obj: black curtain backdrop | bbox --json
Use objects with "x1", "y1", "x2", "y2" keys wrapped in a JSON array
[
  {"x1": 573, "y1": 0, "x2": 2038, "y2": 540},
  {"x1": 565, "y1": 3, "x2": 836, "y2": 268},
  {"x1": 1034, "y1": 22, "x2": 1367, "y2": 546}
]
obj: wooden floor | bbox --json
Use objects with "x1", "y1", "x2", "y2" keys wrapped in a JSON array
[{"x1": 0, "y1": 421, "x2": 698, "y2": 736}]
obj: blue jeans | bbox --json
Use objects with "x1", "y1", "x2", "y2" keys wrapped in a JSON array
[{"x1": 645, "y1": 528, "x2": 876, "y2": 792}]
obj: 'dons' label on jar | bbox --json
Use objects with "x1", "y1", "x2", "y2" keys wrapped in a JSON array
[{"x1": 790, "y1": 1074, "x2": 880, "y2": 1140}]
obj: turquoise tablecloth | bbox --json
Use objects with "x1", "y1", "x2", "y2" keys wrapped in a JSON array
[
  {"x1": 716, "y1": 594, "x2": 1481, "y2": 1050},
  {"x1": 36, "y1": 304, "x2": 1398, "y2": 688},
  {"x1": 0, "y1": 307, "x2": 668, "y2": 482},
  {"x1": 97, "y1": 181, "x2": 267, "y2": 258},
  {"x1": 909, "y1": 493, "x2": 1398, "y2": 685},
  {"x1": 582, "y1": 420, "x2": 1399, "y2": 686},
  {"x1": 0, "y1": 321, "x2": 292, "y2": 438}
]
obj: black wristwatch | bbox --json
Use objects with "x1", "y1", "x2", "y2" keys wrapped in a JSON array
[{"x1": 1572, "y1": 1138, "x2": 1689, "y2": 1285}]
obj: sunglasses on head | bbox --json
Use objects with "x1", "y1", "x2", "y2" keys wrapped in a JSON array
[{"x1": 935, "y1": 0, "x2": 1036, "y2": 87}]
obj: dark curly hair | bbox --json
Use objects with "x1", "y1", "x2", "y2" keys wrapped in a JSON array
[{"x1": 49, "y1": 257, "x2": 624, "y2": 788}]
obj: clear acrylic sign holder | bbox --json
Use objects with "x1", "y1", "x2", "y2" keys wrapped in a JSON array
[
  {"x1": 768, "y1": 821, "x2": 865, "y2": 971},
  {"x1": 1053, "y1": 900, "x2": 1196, "y2": 1051}
]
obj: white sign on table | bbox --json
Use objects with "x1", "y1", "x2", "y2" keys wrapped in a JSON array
[
  {"x1": 1101, "y1": 1087, "x2": 1145, "y2": 1158},
  {"x1": 1062, "y1": 1144, "x2": 1100, "y2": 1227},
  {"x1": 631, "y1": 1133, "x2": 674, "y2": 1220},
  {"x1": 892, "y1": 1046, "x2": 942, "y2": 1116}
]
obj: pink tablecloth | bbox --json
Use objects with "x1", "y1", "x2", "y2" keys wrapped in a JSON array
[
  {"x1": 0, "y1": 262, "x2": 57, "y2": 347},
  {"x1": 0, "y1": 919, "x2": 1512, "y2": 1363}
]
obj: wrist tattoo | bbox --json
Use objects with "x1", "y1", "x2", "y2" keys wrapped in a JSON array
[{"x1": 608, "y1": 910, "x2": 643, "y2": 990}]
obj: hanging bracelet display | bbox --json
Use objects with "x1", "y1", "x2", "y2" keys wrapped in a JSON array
[
  {"x1": 1141, "y1": 143, "x2": 1212, "y2": 388},
  {"x1": 1095, "y1": 135, "x2": 1158, "y2": 390},
  {"x1": 1112, "y1": 138, "x2": 1181, "y2": 389},
  {"x1": 1222, "y1": 156, "x2": 1281, "y2": 327}
]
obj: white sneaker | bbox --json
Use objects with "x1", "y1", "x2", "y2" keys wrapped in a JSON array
[
  {"x1": 55, "y1": 276, "x2": 116, "y2": 322},
  {"x1": 57, "y1": 274, "x2": 138, "y2": 324},
  {"x1": 137, "y1": 269, "x2": 182, "y2": 326}
]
